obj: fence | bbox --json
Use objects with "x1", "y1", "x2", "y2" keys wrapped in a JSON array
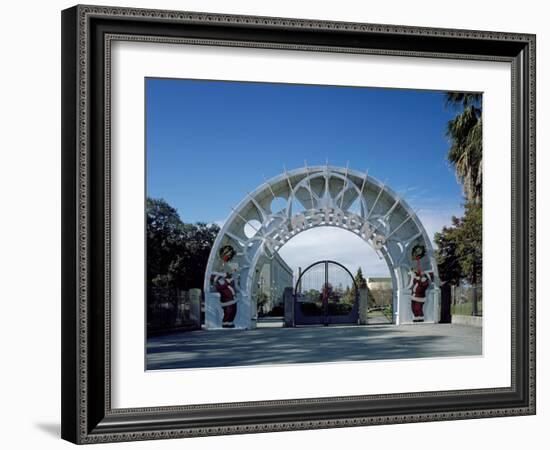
[
  {"x1": 451, "y1": 284, "x2": 483, "y2": 317},
  {"x1": 147, "y1": 287, "x2": 202, "y2": 334}
]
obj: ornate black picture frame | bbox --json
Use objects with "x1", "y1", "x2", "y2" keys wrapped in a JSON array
[{"x1": 61, "y1": 4, "x2": 536, "y2": 444}]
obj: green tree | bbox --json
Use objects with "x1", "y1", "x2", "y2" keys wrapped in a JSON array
[
  {"x1": 350, "y1": 267, "x2": 374, "y2": 306},
  {"x1": 434, "y1": 218, "x2": 463, "y2": 285},
  {"x1": 146, "y1": 197, "x2": 220, "y2": 300},
  {"x1": 177, "y1": 221, "x2": 220, "y2": 290},
  {"x1": 456, "y1": 202, "x2": 482, "y2": 286},
  {"x1": 305, "y1": 288, "x2": 321, "y2": 304},
  {"x1": 445, "y1": 93, "x2": 483, "y2": 204},
  {"x1": 342, "y1": 286, "x2": 353, "y2": 304},
  {"x1": 354, "y1": 267, "x2": 367, "y2": 289},
  {"x1": 147, "y1": 197, "x2": 184, "y2": 290},
  {"x1": 434, "y1": 202, "x2": 481, "y2": 285}
]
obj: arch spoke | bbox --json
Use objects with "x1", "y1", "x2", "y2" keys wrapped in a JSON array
[
  {"x1": 334, "y1": 182, "x2": 351, "y2": 205},
  {"x1": 246, "y1": 192, "x2": 269, "y2": 222},
  {"x1": 382, "y1": 198, "x2": 401, "y2": 222},
  {"x1": 224, "y1": 231, "x2": 247, "y2": 248},
  {"x1": 366, "y1": 182, "x2": 387, "y2": 220}
]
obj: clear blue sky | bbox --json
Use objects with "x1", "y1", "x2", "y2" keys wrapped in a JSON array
[{"x1": 146, "y1": 78, "x2": 465, "y2": 229}]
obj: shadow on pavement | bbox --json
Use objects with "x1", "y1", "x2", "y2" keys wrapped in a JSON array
[{"x1": 146, "y1": 324, "x2": 482, "y2": 370}]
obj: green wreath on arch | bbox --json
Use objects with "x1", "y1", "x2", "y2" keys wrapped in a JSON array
[
  {"x1": 411, "y1": 244, "x2": 426, "y2": 261},
  {"x1": 219, "y1": 245, "x2": 236, "y2": 263}
]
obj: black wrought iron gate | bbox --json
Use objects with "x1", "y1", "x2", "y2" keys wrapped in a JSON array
[{"x1": 294, "y1": 260, "x2": 359, "y2": 326}]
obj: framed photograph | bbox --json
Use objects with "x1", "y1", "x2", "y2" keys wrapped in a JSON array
[{"x1": 61, "y1": 4, "x2": 536, "y2": 444}]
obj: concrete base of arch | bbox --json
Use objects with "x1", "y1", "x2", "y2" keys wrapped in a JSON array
[
  {"x1": 205, "y1": 292, "x2": 256, "y2": 330},
  {"x1": 204, "y1": 288, "x2": 440, "y2": 329},
  {"x1": 395, "y1": 288, "x2": 440, "y2": 325}
]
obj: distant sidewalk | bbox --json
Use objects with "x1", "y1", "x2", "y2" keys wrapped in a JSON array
[{"x1": 146, "y1": 323, "x2": 482, "y2": 370}]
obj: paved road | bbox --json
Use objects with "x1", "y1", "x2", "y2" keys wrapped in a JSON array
[{"x1": 146, "y1": 323, "x2": 482, "y2": 370}]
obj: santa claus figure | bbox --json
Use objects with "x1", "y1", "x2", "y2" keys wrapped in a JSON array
[
  {"x1": 211, "y1": 263, "x2": 239, "y2": 328},
  {"x1": 409, "y1": 270, "x2": 431, "y2": 322}
]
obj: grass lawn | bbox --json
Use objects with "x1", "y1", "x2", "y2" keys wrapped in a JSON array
[{"x1": 452, "y1": 303, "x2": 483, "y2": 316}]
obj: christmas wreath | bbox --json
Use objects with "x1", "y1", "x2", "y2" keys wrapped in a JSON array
[
  {"x1": 219, "y1": 245, "x2": 236, "y2": 262},
  {"x1": 411, "y1": 244, "x2": 426, "y2": 261}
]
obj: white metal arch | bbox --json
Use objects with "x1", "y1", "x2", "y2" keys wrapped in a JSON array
[{"x1": 204, "y1": 165, "x2": 440, "y2": 329}]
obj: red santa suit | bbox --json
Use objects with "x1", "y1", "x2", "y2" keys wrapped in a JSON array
[
  {"x1": 410, "y1": 272, "x2": 430, "y2": 322},
  {"x1": 211, "y1": 272, "x2": 237, "y2": 328}
]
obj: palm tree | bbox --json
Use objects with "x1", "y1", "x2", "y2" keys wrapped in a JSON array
[{"x1": 445, "y1": 93, "x2": 482, "y2": 204}]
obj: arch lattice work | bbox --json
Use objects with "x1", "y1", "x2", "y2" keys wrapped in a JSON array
[{"x1": 204, "y1": 165, "x2": 440, "y2": 329}]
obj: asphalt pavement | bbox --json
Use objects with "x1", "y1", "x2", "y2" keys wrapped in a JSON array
[{"x1": 146, "y1": 323, "x2": 482, "y2": 370}]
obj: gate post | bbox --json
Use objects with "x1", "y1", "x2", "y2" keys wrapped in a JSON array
[
  {"x1": 283, "y1": 287, "x2": 294, "y2": 327},
  {"x1": 188, "y1": 288, "x2": 202, "y2": 330},
  {"x1": 358, "y1": 288, "x2": 369, "y2": 325},
  {"x1": 439, "y1": 282, "x2": 451, "y2": 323}
]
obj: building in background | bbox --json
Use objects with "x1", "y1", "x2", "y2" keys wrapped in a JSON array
[{"x1": 254, "y1": 253, "x2": 293, "y2": 316}]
